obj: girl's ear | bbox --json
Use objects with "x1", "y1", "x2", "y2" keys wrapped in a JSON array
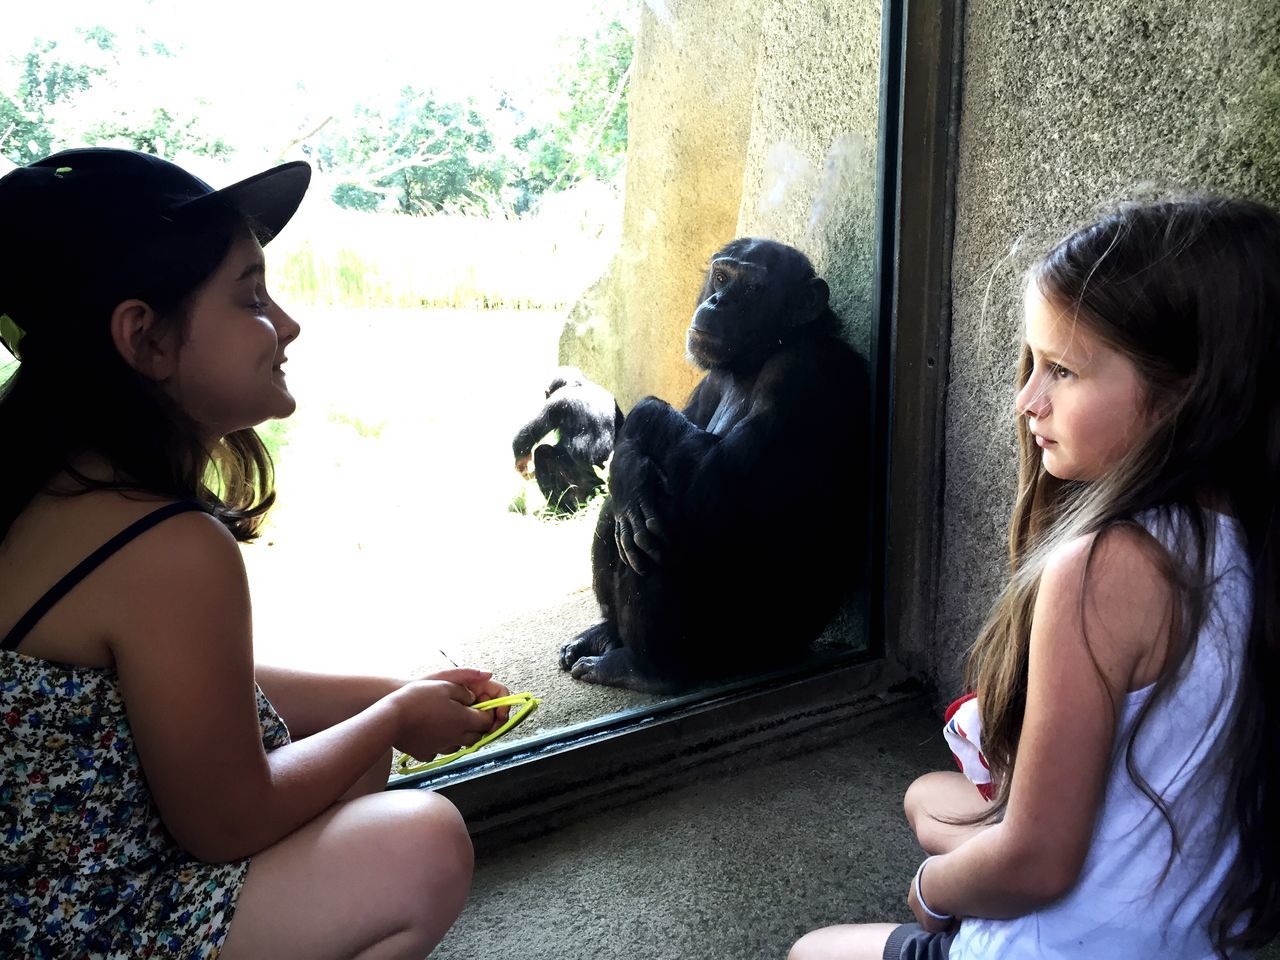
[{"x1": 110, "y1": 299, "x2": 177, "y2": 380}]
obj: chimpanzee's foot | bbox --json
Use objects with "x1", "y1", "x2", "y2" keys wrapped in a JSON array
[
  {"x1": 559, "y1": 621, "x2": 619, "y2": 670},
  {"x1": 569, "y1": 647, "x2": 676, "y2": 694}
]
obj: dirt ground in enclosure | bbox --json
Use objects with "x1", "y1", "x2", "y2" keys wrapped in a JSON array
[{"x1": 241, "y1": 306, "x2": 663, "y2": 746}]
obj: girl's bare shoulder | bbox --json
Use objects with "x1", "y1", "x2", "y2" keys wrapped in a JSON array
[
  {"x1": 1, "y1": 490, "x2": 244, "y2": 667},
  {"x1": 1040, "y1": 524, "x2": 1174, "y2": 687},
  {"x1": 1044, "y1": 523, "x2": 1171, "y2": 600}
]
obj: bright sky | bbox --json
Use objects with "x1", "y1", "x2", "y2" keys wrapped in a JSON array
[{"x1": 3, "y1": 0, "x2": 620, "y2": 177}]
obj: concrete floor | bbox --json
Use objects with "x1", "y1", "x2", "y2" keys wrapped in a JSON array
[
  {"x1": 433, "y1": 707, "x2": 1280, "y2": 960},
  {"x1": 432, "y1": 709, "x2": 944, "y2": 960}
]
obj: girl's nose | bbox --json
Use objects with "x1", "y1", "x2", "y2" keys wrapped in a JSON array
[
  {"x1": 274, "y1": 305, "x2": 301, "y2": 346},
  {"x1": 1016, "y1": 374, "x2": 1050, "y2": 419}
]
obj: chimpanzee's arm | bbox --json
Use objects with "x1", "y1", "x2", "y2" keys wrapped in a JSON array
[{"x1": 608, "y1": 395, "x2": 719, "y2": 572}]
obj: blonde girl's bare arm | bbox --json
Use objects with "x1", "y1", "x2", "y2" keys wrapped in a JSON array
[
  {"x1": 910, "y1": 528, "x2": 1173, "y2": 919},
  {"x1": 109, "y1": 511, "x2": 492, "y2": 864}
]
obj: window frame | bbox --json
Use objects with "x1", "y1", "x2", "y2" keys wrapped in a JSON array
[{"x1": 392, "y1": 0, "x2": 962, "y2": 841}]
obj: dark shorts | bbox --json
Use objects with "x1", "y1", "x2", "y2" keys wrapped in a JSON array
[{"x1": 883, "y1": 923, "x2": 957, "y2": 960}]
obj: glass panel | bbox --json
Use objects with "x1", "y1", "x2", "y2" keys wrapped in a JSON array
[{"x1": 2, "y1": 0, "x2": 885, "y2": 773}]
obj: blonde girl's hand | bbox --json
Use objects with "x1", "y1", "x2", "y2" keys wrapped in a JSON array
[
  {"x1": 388, "y1": 679, "x2": 495, "y2": 760},
  {"x1": 907, "y1": 863, "x2": 957, "y2": 934},
  {"x1": 421, "y1": 667, "x2": 512, "y2": 728}
]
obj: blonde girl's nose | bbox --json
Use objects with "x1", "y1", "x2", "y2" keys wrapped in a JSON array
[{"x1": 1016, "y1": 374, "x2": 1049, "y2": 419}]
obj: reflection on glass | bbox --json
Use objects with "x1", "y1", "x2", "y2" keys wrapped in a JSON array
[{"x1": 3, "y1": 0, "x2": 884, "y2": 765}]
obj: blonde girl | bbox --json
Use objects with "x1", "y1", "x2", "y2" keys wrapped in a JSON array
[{"x1": 792, "y1": 197, "x2": 1280, "y2": 959}]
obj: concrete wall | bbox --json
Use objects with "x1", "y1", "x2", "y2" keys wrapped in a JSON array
[
  {"x1": 934, "y1": 1, "x2": 1280, "y2": 696},
  {"x1": 561, "y1": 0, "x2": 883, "y2": 408}
]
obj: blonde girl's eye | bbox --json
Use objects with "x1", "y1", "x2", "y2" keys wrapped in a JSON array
[{"x1": 1052, "y1": 363, "x2": 1074, "y2": 379}]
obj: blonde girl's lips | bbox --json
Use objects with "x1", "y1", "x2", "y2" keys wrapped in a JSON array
[{"x1": 1035, "y1": 435, "x2": 1055, "y2": 448}]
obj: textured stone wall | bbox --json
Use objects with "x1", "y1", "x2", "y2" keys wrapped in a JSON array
[
  {"x1": 560, "y1": 0, "x2": 765, "y2": 409},
  {"x1": 934, "y1": 1, "x2": 1280, "y2": 695},
  {"x1": 735, "y1": 0, "x2": 883, "y2": 357},
  {"x1": 562, "y1": 0, "x2": 883, "y2": 407}
]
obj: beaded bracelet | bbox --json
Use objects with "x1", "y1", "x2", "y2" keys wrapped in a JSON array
[{"x1": 913, "y1": 856, "x2": 955, "y2": 923}]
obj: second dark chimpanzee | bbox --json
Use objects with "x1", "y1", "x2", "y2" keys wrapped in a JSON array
[
  {"x1": 559, "y1": 238, "x2": 871, "y2": 693},
  {"x1": 512, "y1": 367, "x2": 624, "y2": 512}
]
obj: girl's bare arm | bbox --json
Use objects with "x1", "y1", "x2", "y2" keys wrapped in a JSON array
[
  {"x1": 909, "y1": 528, "x2": 1172, "y2": 919},
  {"x1": 108, "y1": 512, "x2": 494, "y2": 863}
]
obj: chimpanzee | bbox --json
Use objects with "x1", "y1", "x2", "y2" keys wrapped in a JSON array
[
  {"x1": 559, "y1": 238, "x2": 870, "y2": 693},
  {"x1": 512, "y1": 367, "x2": 624, "y2": 512}
]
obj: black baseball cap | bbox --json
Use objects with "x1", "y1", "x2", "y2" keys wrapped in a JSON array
[{"x1": 0, "y1": 148, "x2": 311, "y2": 360}]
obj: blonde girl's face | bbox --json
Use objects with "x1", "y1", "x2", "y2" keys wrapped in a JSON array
[
  {"x1": 1014, "y1": 286, "x2": 1153, "y2": 482},
  {"x1": 163, "y1": 230, "x2": 301, "y2": 441}
]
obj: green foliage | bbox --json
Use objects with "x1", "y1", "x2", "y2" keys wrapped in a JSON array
[
  {"x1": 1, "y1": 8, "x2": 635, "y2": 218},
  {"x1": 84, "y1": 105, "x2": 233, "y2": 159},
  {"x1": 1, "y1": 27, "x2": 231, "y2": 164},
  {"x1": 327, "y1": 411, "x2": 386, "y2": 440},
  {"x1": 255, "y1": 418, "x2": 292, "y2": 463},
  {"x1": 1, "y1": 31, "x2": 108, "y2": 161},
  {"x1": 507, "y1": 2, "x2": 636, "y2": 210},
  {"x1": 308, "y1": 90, "x2": 507, "y2": 215}
]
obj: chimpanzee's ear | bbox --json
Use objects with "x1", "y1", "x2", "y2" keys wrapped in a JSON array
[{"x1": 793, "y1": 277, "x2": 830, "y2": 325}]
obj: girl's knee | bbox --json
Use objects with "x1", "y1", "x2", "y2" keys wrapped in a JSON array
[
  {"x1": 374, "y1": 791, "x2": 474, "y2": 918},
  {"x1": 789, "y1": 931, "x2": 819, "y2": 960},
  {"x1": 903, "y1": 772, "x2": 935, "y2": 829}
]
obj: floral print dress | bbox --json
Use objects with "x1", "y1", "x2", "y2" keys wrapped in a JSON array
[{"x1": 1, "y1": 651, "x2": 290, "y2": 959}]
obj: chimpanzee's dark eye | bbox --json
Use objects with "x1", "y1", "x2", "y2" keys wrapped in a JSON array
[{"x1": 714, "y1": 271, "x2": 727, "y2": 285}]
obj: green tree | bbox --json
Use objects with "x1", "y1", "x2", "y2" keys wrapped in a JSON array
[
  {"x1": 1, "y1": 27, "x2": 232, "y2": 165},
  {"x1": 307, "y1": 89, "x2": 506, "y2": 215},
  {"x1": 0, "y1": 29, "x2": 111, "y2": 162},
  {"x1": 510, "y1": 2, "x2": 635, "y2": 208},
  {"x1": 83, "y1": 105, "x2": 233, "y2": 159}
]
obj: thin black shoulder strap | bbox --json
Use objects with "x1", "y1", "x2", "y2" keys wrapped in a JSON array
[{"x1": 2, "y1": 500, "x2": 207, "y2": 652}]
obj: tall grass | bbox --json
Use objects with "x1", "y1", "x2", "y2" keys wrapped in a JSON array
[{"x1": 269, "y1": 180, "x2": 623, "y2": 311}]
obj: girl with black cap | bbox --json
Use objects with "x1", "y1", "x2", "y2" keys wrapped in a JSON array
[{"x1": 0, "y1": 149, "x2": 508, "y2": 959}]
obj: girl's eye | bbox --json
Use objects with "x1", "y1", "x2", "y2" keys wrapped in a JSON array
[
  {"x1": 249, "y1": 300, "x2": 270, "y2": 314},
  {"x1": 1052, "y1": 363, "x2": 1074, "y2": 379}
]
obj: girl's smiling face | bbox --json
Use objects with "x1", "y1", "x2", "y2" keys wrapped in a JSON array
[
  {"x1": 162, "y1": 230, "x2": 301, "y2": 441},
  {"x1": 1015, "y1": 286, "x2": 1153, "y2": 482}
]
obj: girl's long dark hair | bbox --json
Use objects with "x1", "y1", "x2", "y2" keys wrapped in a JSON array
[
  {"x1": 965, "y1": 197, "x2": 1280, "y2": 955},
  {"x1": 0, "y1": 203, "x2": 277, "y2": 541}
]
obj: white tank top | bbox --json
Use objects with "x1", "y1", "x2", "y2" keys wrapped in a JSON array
[{"x1": 951, "y1": 510, "x2": 1252, "y2": 960}]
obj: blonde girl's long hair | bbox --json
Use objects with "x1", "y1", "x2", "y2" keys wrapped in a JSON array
[{"x1": 964, "y1": 197, "x2": 1280, "y2": 956}]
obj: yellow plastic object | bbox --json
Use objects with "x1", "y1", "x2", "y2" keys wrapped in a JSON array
[{"x1": 393, "y1": 692, "x2": 542, "y2": 775}]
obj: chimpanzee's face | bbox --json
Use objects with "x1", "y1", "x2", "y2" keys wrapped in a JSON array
[{"x1": 686, "y1": 239, "x2": 827, "y2": 372}]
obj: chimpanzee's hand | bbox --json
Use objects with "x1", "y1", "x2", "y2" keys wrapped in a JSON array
[
  {"x1": 616, "y1": 488, "x2": 666, "y2": 574},
  {"x1": 609, "y1": 448, "x2": 669, "y2": 575}
]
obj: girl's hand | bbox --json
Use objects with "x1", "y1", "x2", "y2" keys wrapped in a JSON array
[
  {"x1": 907, "y1": 870, "x2": 957, "y2": 934},
  {"x1": 388, "y1": 679, "x2": 496, "y2": 759},
  {"x1": 420, "y1": 668, "x2": 512, "y2": 729}
]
